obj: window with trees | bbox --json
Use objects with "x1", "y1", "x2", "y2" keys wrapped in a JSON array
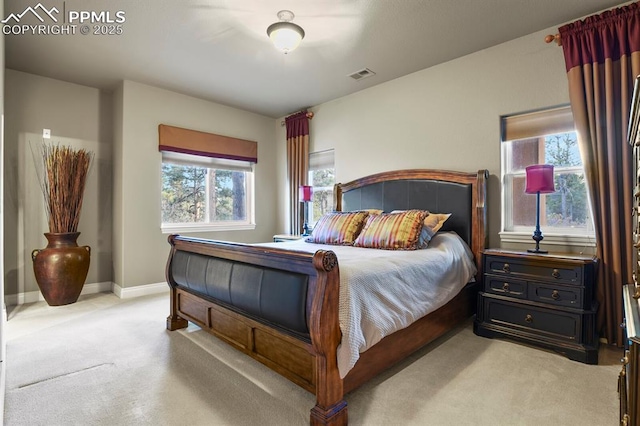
[
  {"x1": 501, "y1": 106, "x2": 594, "y2": 241},
  {"x1": 308, "y1": 149, "x2": 335, "y2": 226},
  {"x1": 161, "y1": 153, "x2": 254, "y2": 232}
]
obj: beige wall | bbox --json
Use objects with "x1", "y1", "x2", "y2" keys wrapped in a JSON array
[
  {"x1": 113, "y1": 80, "x2": 277, "y2": 289},
  {"x1": 5, "y1": 15, "x2": 602, "y2": 299},
  {"x1": 277, "y1": 27, "x2": 577, "y2": 251},
  {"x1": 4, "y1": 69, "x2": 113, "y2": 299}
]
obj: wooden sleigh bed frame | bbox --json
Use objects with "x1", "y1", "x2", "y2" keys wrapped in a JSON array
[{"x1": 165, "y1": 168, "x2": 488, "y2": 425}]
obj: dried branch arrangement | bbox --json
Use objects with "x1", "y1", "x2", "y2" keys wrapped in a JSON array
[{"x1": 33, "y1": 143, "x2": 94, "y2": 233}]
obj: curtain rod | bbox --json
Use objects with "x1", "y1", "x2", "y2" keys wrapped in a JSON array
[
  {"x1": 280, "y1": 111, "x2": 314, "y2": 126},
  {"x1": 544, "y1": 33, "x2": 561, "y2": 46}
]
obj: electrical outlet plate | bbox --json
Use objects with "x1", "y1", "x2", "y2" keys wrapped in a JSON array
[{"x1": 43, "y1": 129, "x2": 51, "y2": 139}]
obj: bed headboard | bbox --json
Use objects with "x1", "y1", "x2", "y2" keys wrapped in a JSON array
[{"x1": 335, "y1": 169, "x2": 488, "y2": 275}]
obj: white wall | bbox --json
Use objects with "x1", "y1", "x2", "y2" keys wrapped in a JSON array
[
  {"x1": 113, "y1": 81, "x2": 277, "y2": 289},
  {"x1": 4, "y1": 70, "x2": 113, "y2": 300},
  {"x1": 277, "y1": 27, "x2": 576, "y2": 250},
  {"x1": 4, "y1": 15, "x2": 599, "y2": 299}
]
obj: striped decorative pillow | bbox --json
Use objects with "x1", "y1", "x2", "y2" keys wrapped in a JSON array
[
  {"x1": 305, "y1": 211, "x2": 369, "y2": 245},
  {"x1": 418, "y1": 213, "x2": 452, "y2": 248},
  {"x1": 353, "y1": 210, "x2": 427, "y2": 250}
]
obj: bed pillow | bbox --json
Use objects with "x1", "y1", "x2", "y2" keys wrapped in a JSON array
[
  {"x1": 418, "y1": 213, "x2": 452, "y2": 248},
  {"x1": 353, "y1": 209, "x2": 427, "y2": 250},
  {"x1": 305, "y1": 211, "x2": 369, "y2": 245}
]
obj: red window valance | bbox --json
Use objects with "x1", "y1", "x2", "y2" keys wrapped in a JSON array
[
  {"x1": 158, "y1": 124, "x2": 258, "y2": 163},
  {"x1": 558, "y1": 1, "x2": 640, "y2": 72}
]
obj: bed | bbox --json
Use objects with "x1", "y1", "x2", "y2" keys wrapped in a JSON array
[{"x1": 165, "y1": 168, "x2": 488, "y2": 425}]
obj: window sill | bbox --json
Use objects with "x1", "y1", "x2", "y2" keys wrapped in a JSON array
[
  {"x1": 499, "y1": 231, "x2": 596, "y2": 247},
  {"x1": 161, "y1": 223, "x2": 256, "y2": 234}
]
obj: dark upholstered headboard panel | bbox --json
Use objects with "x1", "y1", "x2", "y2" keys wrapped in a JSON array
[
  {"x1": 341, "y1": 179, "x2": 472, "y2": 247},
  {"x1": 336, "y1": 169, "x2": 487, "y2": 276}
]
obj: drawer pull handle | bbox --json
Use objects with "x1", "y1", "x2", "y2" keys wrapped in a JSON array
[
  {"x1": 552, "y1": 269, "x2": 561, "y2": 279},
  {"x1": 502, "y1": 263, "x2": 510, "y2": 273},
  {"x1": 622, "y1": 350, "x2": 630, "y2": 366},
  {"x1": 551, "y1": 290, "x2": 560, "y2": 300},
  {"x1": 525, "y1": 314, "x2": 533, "y2": 323},
  {"x1": 502, "y1": 283, "x2": 510, "y2": 292}
]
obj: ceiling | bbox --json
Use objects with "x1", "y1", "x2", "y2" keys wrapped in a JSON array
[{"x1": 3, "y1": 0, "x2": 627, "y2": 118}]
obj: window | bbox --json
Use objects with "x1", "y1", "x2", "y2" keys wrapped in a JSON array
[
  {"x1": 161, "y1": 152, "x2": 254, "y2": 233},
  {"x1": 308, "y1": 149, "x2": 335, "y2": 226},
  {"x1": 501, "y1": 106, "x2": 594, "y2": 243},
  {"x1": 158, "y1": 125, "x2": 257, "y2": 233}
]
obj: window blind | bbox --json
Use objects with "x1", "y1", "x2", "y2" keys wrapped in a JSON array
[
  {"x1": 502, "y1": 106, "x2": 575, "y2": 141},
  {"x1": 309, "y1": 149, "x2": 334, "y2": 170},
  {"x1": 161, "y1": 151, "x2": 254, "y2": 172},
  {"x1": 158, "y1": 124, "x2": 257, "y2": 163}
]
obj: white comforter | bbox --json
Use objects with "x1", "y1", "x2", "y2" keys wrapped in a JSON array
[{"x1": 259, "y1": 232, "x2": 477, "y2": 378}]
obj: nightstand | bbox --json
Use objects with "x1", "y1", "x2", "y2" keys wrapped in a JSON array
[
  {"x1": 474, "y1": 249, "x2": 599, "y2": 364},
  {"x1": 273, "y1": 234, "x2": 303, "y2": 242}
]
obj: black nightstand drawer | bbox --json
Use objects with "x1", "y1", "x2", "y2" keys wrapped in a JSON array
[
  {"x1": 484, "y1": 275, "x2": 527, "y2": 299},
  {"x1": 486, "y1": 256, "x2": 582, "y2": 284},
  {"x1": 529, "y1": 282, "x2": 583, "y2": 308},
  {"x1": 482, "y1": 297, "x2": 581, "y2": 342}
]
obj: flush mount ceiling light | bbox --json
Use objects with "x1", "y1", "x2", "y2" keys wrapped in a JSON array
[{"x1": 266, "y1": 10, "x2": 305, "y2": 54}]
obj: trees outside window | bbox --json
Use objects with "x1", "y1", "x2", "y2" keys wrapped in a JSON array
[
  {"x1": 308, "y1": 149, "x2": 335, "y2": 226},
  {"x1": 309, "y1": 168, "x2": 334, "y2": 224},
  {"x1": 161, "y1": 162, "x2": 252, "y2": 230},
  {"x1": 544, "y1": 133, "x2": 588, "y2": 228}
]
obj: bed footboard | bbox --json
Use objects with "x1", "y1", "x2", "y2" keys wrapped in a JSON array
[{"x1": 165, "y1": 235, "x2": 348, "y2": 425}]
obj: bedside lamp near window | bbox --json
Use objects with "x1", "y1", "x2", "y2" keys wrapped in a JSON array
[
  {"x1": 299, "y1": 185, "x2": 313, "y2": 236},
  {"x1": 525, "y1": 164, "x2": 555, "y2": 253}
]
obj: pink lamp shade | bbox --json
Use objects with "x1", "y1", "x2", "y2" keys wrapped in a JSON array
[
  {"x1": 299, "y1": 185, "x2": 313, "y2": 202},
  {"x1": 525, "y1": 165, "x2": 555, "y2": 194}
]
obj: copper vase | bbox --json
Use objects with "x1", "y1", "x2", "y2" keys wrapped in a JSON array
[{"x1": 31, "y1": 232, "x2": 91, "y2": 306}]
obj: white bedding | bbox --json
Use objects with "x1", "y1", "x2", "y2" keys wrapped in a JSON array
[{"x1": 258, "y1": 231, "x2": 477, "y2": 378}]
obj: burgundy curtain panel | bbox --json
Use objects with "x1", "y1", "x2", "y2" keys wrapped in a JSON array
[
  {"x1": 559, "y1": 1, "x2": 640, "y2": 346},
  {"x1": 285, "y1": 111, "x2": 310, "y2": 235}
]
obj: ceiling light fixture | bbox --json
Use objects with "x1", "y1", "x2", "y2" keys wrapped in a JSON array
[{"x1": 266, "y1": 10, "x2": 305, "y2": 54}]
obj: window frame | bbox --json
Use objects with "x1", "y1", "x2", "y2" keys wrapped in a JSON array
[
  {"x1": 500, "y1": 106, "x2": 595, "y2": 247},
  {"x1": 160, "y1": 152, "x2": 256, "y2": 234}
]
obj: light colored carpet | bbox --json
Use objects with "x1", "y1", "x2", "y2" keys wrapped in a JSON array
[{"x1": 3, "y1": 292, "x2": 622, "y2": 425}]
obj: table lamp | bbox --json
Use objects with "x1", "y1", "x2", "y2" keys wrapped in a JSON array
[
  {"x1": 299, "y1": 185, "x2": 313, "y2": 236},
  {"x1": 525, "y1": 164, "x2": 555, "y2": 253}
]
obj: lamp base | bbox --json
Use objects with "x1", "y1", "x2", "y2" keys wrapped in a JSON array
[
  {"x1": 529, "y1": 191, "x2": 548, "y2": 254},
  {"x1": 527, "y1": 248, "x2": 548, "y2": 254}
]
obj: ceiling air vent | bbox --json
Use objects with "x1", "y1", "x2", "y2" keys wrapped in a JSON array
[{"x1": 348, "y1": 68, "x2": 376, "y2": 81}]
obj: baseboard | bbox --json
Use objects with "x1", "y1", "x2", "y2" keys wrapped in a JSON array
[
  {"x1": 5, "y1": 281, "x2": 169, "y2": 306},
  {"x1": 112, "y1": 282, "x2": 168, "y2": 299},
  {"x1": 5, "y1": 281, "x2": 113, "y2": 306}
]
